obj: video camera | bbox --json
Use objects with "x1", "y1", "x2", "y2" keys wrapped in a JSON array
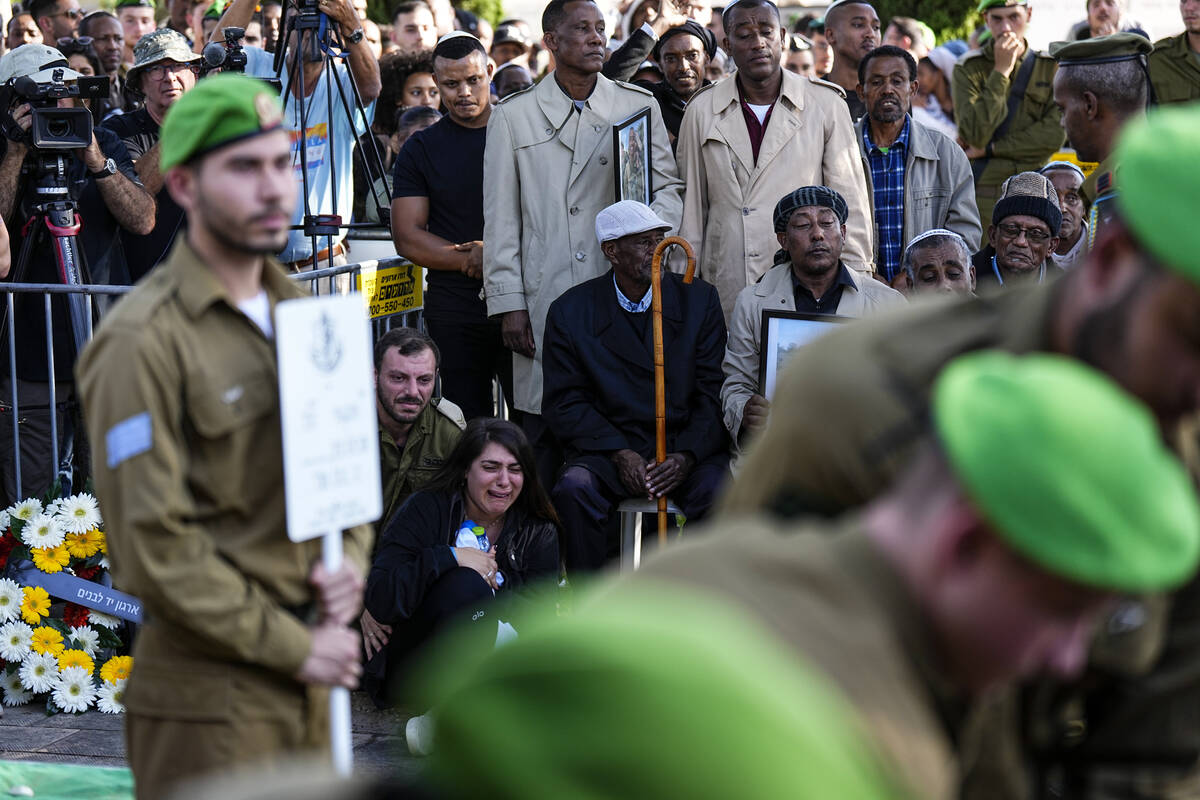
[
  {"x1": 0, "y1": 68, "x2": 110, "y2": 150},
  {"x1": 201, "y1": 26, "x2": 249, "y2": 75}
]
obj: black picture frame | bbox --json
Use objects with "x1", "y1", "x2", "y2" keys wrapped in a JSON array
[
  {"x1": 613, "y1": 106, "x2": 651, "y2": 205},
  {"x1": 758, "y1": 310, "x2": 849, "y2": 397}
]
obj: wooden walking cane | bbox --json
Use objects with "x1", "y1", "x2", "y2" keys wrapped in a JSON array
[{"x1": 650, "y1": 236, "x2": 696, "y2": 546}]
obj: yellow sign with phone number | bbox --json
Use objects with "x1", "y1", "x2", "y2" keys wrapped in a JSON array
[{"x1": 357, "y1": 263, "x2": 424, "y2": 319}]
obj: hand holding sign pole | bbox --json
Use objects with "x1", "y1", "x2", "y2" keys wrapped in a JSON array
[{"x1": 276, "y1": 295, "x2": 382, "y2": 776}]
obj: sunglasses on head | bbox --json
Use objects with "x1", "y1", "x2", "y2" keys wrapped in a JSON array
[{"x1": 56, "y1": 35, "x2": 95, "y2": 55}]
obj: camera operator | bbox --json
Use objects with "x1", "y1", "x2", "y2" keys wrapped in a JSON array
[
  {"x1": 212, "y1": 0, "x2": 381, "y2": 278},
  {"x1": 0, "y1": 44, "x2": 155, "y2": 505},
  {"x1": 101, "y1": 29, "x2": 198, "y2": 281}
]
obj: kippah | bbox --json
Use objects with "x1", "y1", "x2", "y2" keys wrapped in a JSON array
[
  {"x1": 773, "y1": 185, "x2": 849, "y2": 233},
  {"x1": 904, "y1": 228, "x2": 968, "y2": 255},
  {"x1": 1116, "y1": 103, "x2": 1200, "y2": 287},
  {"x1": 1039, "y1": 160, "x2": 1086, "y2": 184},
  {"x1": 933, "y1": 351, "x2": 1200, "y2": 593},
  {"x1": 160, "y1": 73, "x2": 283, "y2": 171}
]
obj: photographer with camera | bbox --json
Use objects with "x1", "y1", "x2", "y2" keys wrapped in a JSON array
[
  {"x1": 102, "y1": 29, "x2": 200, "y2": 280},
  {"x1": 0, "y1": 43, "x2": 155, "y2": 506},
  {"x1": 212, "y1": 0, "x2": 381, "y2": 276}
]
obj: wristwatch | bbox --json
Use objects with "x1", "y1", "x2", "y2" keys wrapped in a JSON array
[
  {"x1": 90, "y1": 157, "x2": 118, "y2": 179},
  {"x1": 345, "y1": 27, "x2": 364, "y2": 44}
]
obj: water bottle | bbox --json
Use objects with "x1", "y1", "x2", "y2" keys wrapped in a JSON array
[{"x1": 455, "y1": 520, "x2": 504, "y2": 586}]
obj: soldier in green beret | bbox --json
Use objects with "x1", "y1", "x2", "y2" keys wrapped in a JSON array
[
  {"x1": 722, "y1": 101, "x2": 1200, "y2": 799},
  {"x1": 635, "y1": 351, "x2": 1200, "y2": 800},
  {"x1": 1149, "y1": 0, "x2": 1200, "y2": 104},
  {"x1": 76, "y1": 74, "x2": 372, "y2": 800},
  {"x1": 1050, "y1": 32, "x2": 1153, "y2": 208},
  {"x1": 953, "y1": 0, "x2": 1064, "y2": 235},
  {"x1": 115, "y1": 0, "x2": 157, "y2": 70}
]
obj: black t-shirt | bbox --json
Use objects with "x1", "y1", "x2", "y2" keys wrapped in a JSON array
[
  {"x1": 101, "y1": 107, "x2": 186, "y2": 283},
  {"x1": 391, "y1": 115, "x2": 487, "y2": 321},
  {"x1": 2, "y1": 127, "x2": 141, "y2": 381}
]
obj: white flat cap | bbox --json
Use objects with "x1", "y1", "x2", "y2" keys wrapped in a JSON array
[{"x1": 595, "y1": 200, "x2": 671, "y2": 245}]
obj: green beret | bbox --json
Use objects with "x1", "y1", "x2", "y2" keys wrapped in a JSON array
[
  {"x1": 977, "y1": 0, "x2": 1027, "y2": 13},
  {"x1": 203, "y1": 0, "x2": 226, "y2": 19},
  {"x1": 1049, "y1": 31, "x2": 1153, "y2": 65},
  {"x1": 933, "y1": 351, "x2": 1200, "y2": 593},
  {"x1": 115, "y1": 0, "x2": 155, "y2": 8},
  {"x1": 160, "y1": 73, "x2": 284, "y2": 171},
  {"x1": 414, "y1": 584, "x2": 905, "y2": 799},
  {"x1": 1113, "y1": 103, "x2": 1200, "y2": 287}
]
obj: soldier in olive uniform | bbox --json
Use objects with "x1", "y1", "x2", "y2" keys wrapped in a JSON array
[
  {"x1": 1050, "y1": 33, "x2": 1152, "y2": 209},
  {"x1": 634, "y1": 352, "x2": 1200, "y2": 800},
  {"x1": 372, "y1": 327, "x2": 466, "y2": 533},
  {"x1": 953, "y1": 0, "x2": 1063, "y2": 232},
  {"x1": 77, "y1": 75, "x2": 371, "y2": 800},
  {"x1": 1149, "y1": 0, "x2": 1200, "y2": 105},
  {"x1": 723, "y1": 103, "x2": 1200, "y2": 798}
]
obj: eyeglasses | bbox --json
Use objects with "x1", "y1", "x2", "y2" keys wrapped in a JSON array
[
  {"x1": 996, "y1": 222, "x2": 1051, "y2": 244},
  {"x1": 144, "y1": 61, "x2": 201, "y2": 80},
  {"x1": 48, "y1": 7, "x2": 85, "y2": 20}
]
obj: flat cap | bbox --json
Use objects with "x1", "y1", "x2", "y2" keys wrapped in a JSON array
[
  {"x1": 595, "y1": 200, "x2": 671, "y2": 245},
  {"x1": 1049, "y1": 31, "x2": 1153, "y2": 65},
  {"x1": 160, "y1": 73, "x2": 283, "y2": 171},
  {"x1": 933, "y1": 351, "x2": 1200, "y2": 593},
  {"x1": 1116, "y1": 103, "x2": 1200, "y2": 287},
  {"x1": 977, "y1": 0, "x2": 1027, "y2": 13},
  {"x1": 773, "y1": 185, "x2": 849, "y2": 232}
]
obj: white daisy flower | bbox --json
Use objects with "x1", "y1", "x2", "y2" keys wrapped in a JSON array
[
  {"x1": 19, "y1": 651, "x2": 58, "y2": 694},
  {"x1": 9, "y1": 498, "x2": 43, "y2": 522},
  {"x1": 1, "y1": 668, "x2": 32, "y2": 706},
  {"x1": 99, "y1": 556, "x2": 111, "y2": 570},
  {"x1": 95, "y1": 678, "x2": 125, "y2": 714},
  {"x1": 52, "y1": 665, "x2": 95, "y2": 713},
  {"x1": 69, "y1": 625, "x2": 100, "y2": 658},
  {"x1": 0, "y1": 578, "x2": 22, "y2": 623},
  {"x1": 88, "y1": 611, "x2": 121, "y2": 630},
  {"x1": 21, "y1": 513, "x2": 65, "y2": 549},
  {"x1": 0, "y1": 507, "x2": 10, "y2": 532},
  {"x1": 45, "y1": 497, "x2": 65, "y2": 515},
  {"x1": 0, "y1": 620, "x2": 33, "y2": 661},
  {"x1": 57, "y1": 494, "x2": 102, "y2": 534}
]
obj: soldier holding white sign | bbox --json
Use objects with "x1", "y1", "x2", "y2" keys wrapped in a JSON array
[{"x1": 76, "y1": 74, "x2": 372, "y2": 800}]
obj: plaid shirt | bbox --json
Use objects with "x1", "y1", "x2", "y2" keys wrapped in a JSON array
[{"x1": 862, "y1": 117, "x2": 910, "y2": 283}]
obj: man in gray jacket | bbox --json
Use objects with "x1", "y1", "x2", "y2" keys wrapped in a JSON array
[
  {"x1": 855, "y1": 45, "x2": 980, "y2": 288},
  {"x1": 720, "y1": 186, "x2": 905, "y2": 448}
]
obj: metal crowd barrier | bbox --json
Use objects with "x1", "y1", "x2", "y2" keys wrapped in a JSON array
[{"x1": 0, "y1": 253, "x2": 425, "y2": 504}]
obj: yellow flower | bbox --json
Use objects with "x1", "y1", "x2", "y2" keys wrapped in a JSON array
[
  {"x1": 64, "y1": 533, "x2": 90, "y2": 559},
  {"x1": 30, "y1": 625, "x2": 64, "y2": 656},
  {"x1": 57, "y1": 648, "x2": 95, "y2": 674},
  {"x1": 20, "y1": 586, "x2": 50, "y2": 624},
  {"x1": 32, "y1": 544, "x2": 71, "y2": 574},
  {"x1": 100, "y1": 655, "x2": 133, "y2": 685}
]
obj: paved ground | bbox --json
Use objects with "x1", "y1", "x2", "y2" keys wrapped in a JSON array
[{"x1": 0, "y1": 691, "x2": 421, "y2": 780}]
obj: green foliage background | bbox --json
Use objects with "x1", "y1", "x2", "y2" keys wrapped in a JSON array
[
  {"x1": 366, "y1": 0, "x2": 505, "y2": 25},
  {"x1": 874, "y1": 0, "x2": 980, "y2": 43}
]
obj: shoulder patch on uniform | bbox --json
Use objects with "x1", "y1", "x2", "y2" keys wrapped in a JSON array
[
  {"x1": 434, "y1": 397, "x2": 468, "y2": 430},
  {"x1": 106, "y1": 412, "x2": 152, "y2": 468},
  {"x1": 614, "y1": 79, "x2": 655, "y2": 98},
  {"x1": 806, "y1": 75, "x2": 846, "y2": 98}
]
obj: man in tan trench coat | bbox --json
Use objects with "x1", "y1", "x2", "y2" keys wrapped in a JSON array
[
  {"x1": 675, "y1": 0, "x2": 874, "y2": 318},
  {"x1": 482, "y1": 0, "x2": 683, "y2": 420},
  {"x1": 76, "y1": 75, "x2": 370, "y2": 800}
]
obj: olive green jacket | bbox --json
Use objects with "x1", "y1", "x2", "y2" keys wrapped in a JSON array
[
  {"x1": 624, "y1": 516, "x2": 961, "y2": 800},
  {"x1": 1150, "y1": 33, "x2": 1200, "y2": 105},
  {"x1": 377, "y1": 397, "x2": 466, "y2": 532},
  {"x1": 952, "y1": 41, "x2": 1064, "y2": 194}
]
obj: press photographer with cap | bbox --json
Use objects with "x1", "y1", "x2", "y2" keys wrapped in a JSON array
[
  {"x1": 0, "y1": 43, "x2": 154, "y2": 506},
  {"x1": 101, "y1": 28, "x2": 201, "y2": 281}
]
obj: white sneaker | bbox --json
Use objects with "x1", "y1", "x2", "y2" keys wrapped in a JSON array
[
  {"x1": 405, "y1": 712, "x2": 435, "y2": 756},
  {"x1": 495, "y1": 619, "x2": 519, "y2": 647}
]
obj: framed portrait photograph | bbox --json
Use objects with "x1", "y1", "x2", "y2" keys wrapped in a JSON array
[
  {"x1": 759, "y1": 310, "x2": 850, "y2": 398},
  {"x1": 613, "y1": 107, "x2": 651, "y2": 205}
]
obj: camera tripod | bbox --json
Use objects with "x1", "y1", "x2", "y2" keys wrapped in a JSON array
[{"x1": 270, "y1": 2, "x2": 390, "y2": 269}]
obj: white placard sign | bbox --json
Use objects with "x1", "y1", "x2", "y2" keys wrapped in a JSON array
[{"x1": 276, "y1": 294, "x2": 382, "y2": 542}]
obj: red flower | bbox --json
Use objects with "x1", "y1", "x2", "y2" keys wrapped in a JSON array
[
  {"x1": 74, "y1": 565, "x2": 100, "y2": 581},
  {"x1": 63, "y1": 602, "x2": 91, "y2": 628},
  {"x1": 0, "y1": 534, "x2": 13, "y2": 570}
]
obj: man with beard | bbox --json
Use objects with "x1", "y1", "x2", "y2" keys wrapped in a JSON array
[
  {"x1": 822, "y1": 0, "x2": 879, "y2": 120},
  {"x1": 77, "y1": 74, "x2": 370, "y2": 800},
  {"x1": 638, "y1": 20, "x2": 715, "y2": 147},
  {"x1": 371, "y1": 327, "x2": 465, "y2": 533},
  {"x1": 854, "y1": 45, "x2": 980, "y2": 286},
  {"x1": 102, "y1": 28, "x2": 201, "y2": 280},
  {"x1": 973, "y1": 171, "x2": 1060, "y2": 289},
  {"x1": 721, "y1": 187, "x2": 904, "y2": 447},
  {"x1": 720, "y1": 102, "x2": 1200, "y2": 799},
  {"x1": 1149, "y1": 0, "x2": 1200, "y2": 104},
  {"x1": 543, "y1": 201, "x2": 728, "y2": 572},
  {"x1": 1039, "y1": 160, "x2": 1087, "y2": 269},
  {"x1": 1051, "y1": 33, "x2": 1151, "y2": 208}
]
